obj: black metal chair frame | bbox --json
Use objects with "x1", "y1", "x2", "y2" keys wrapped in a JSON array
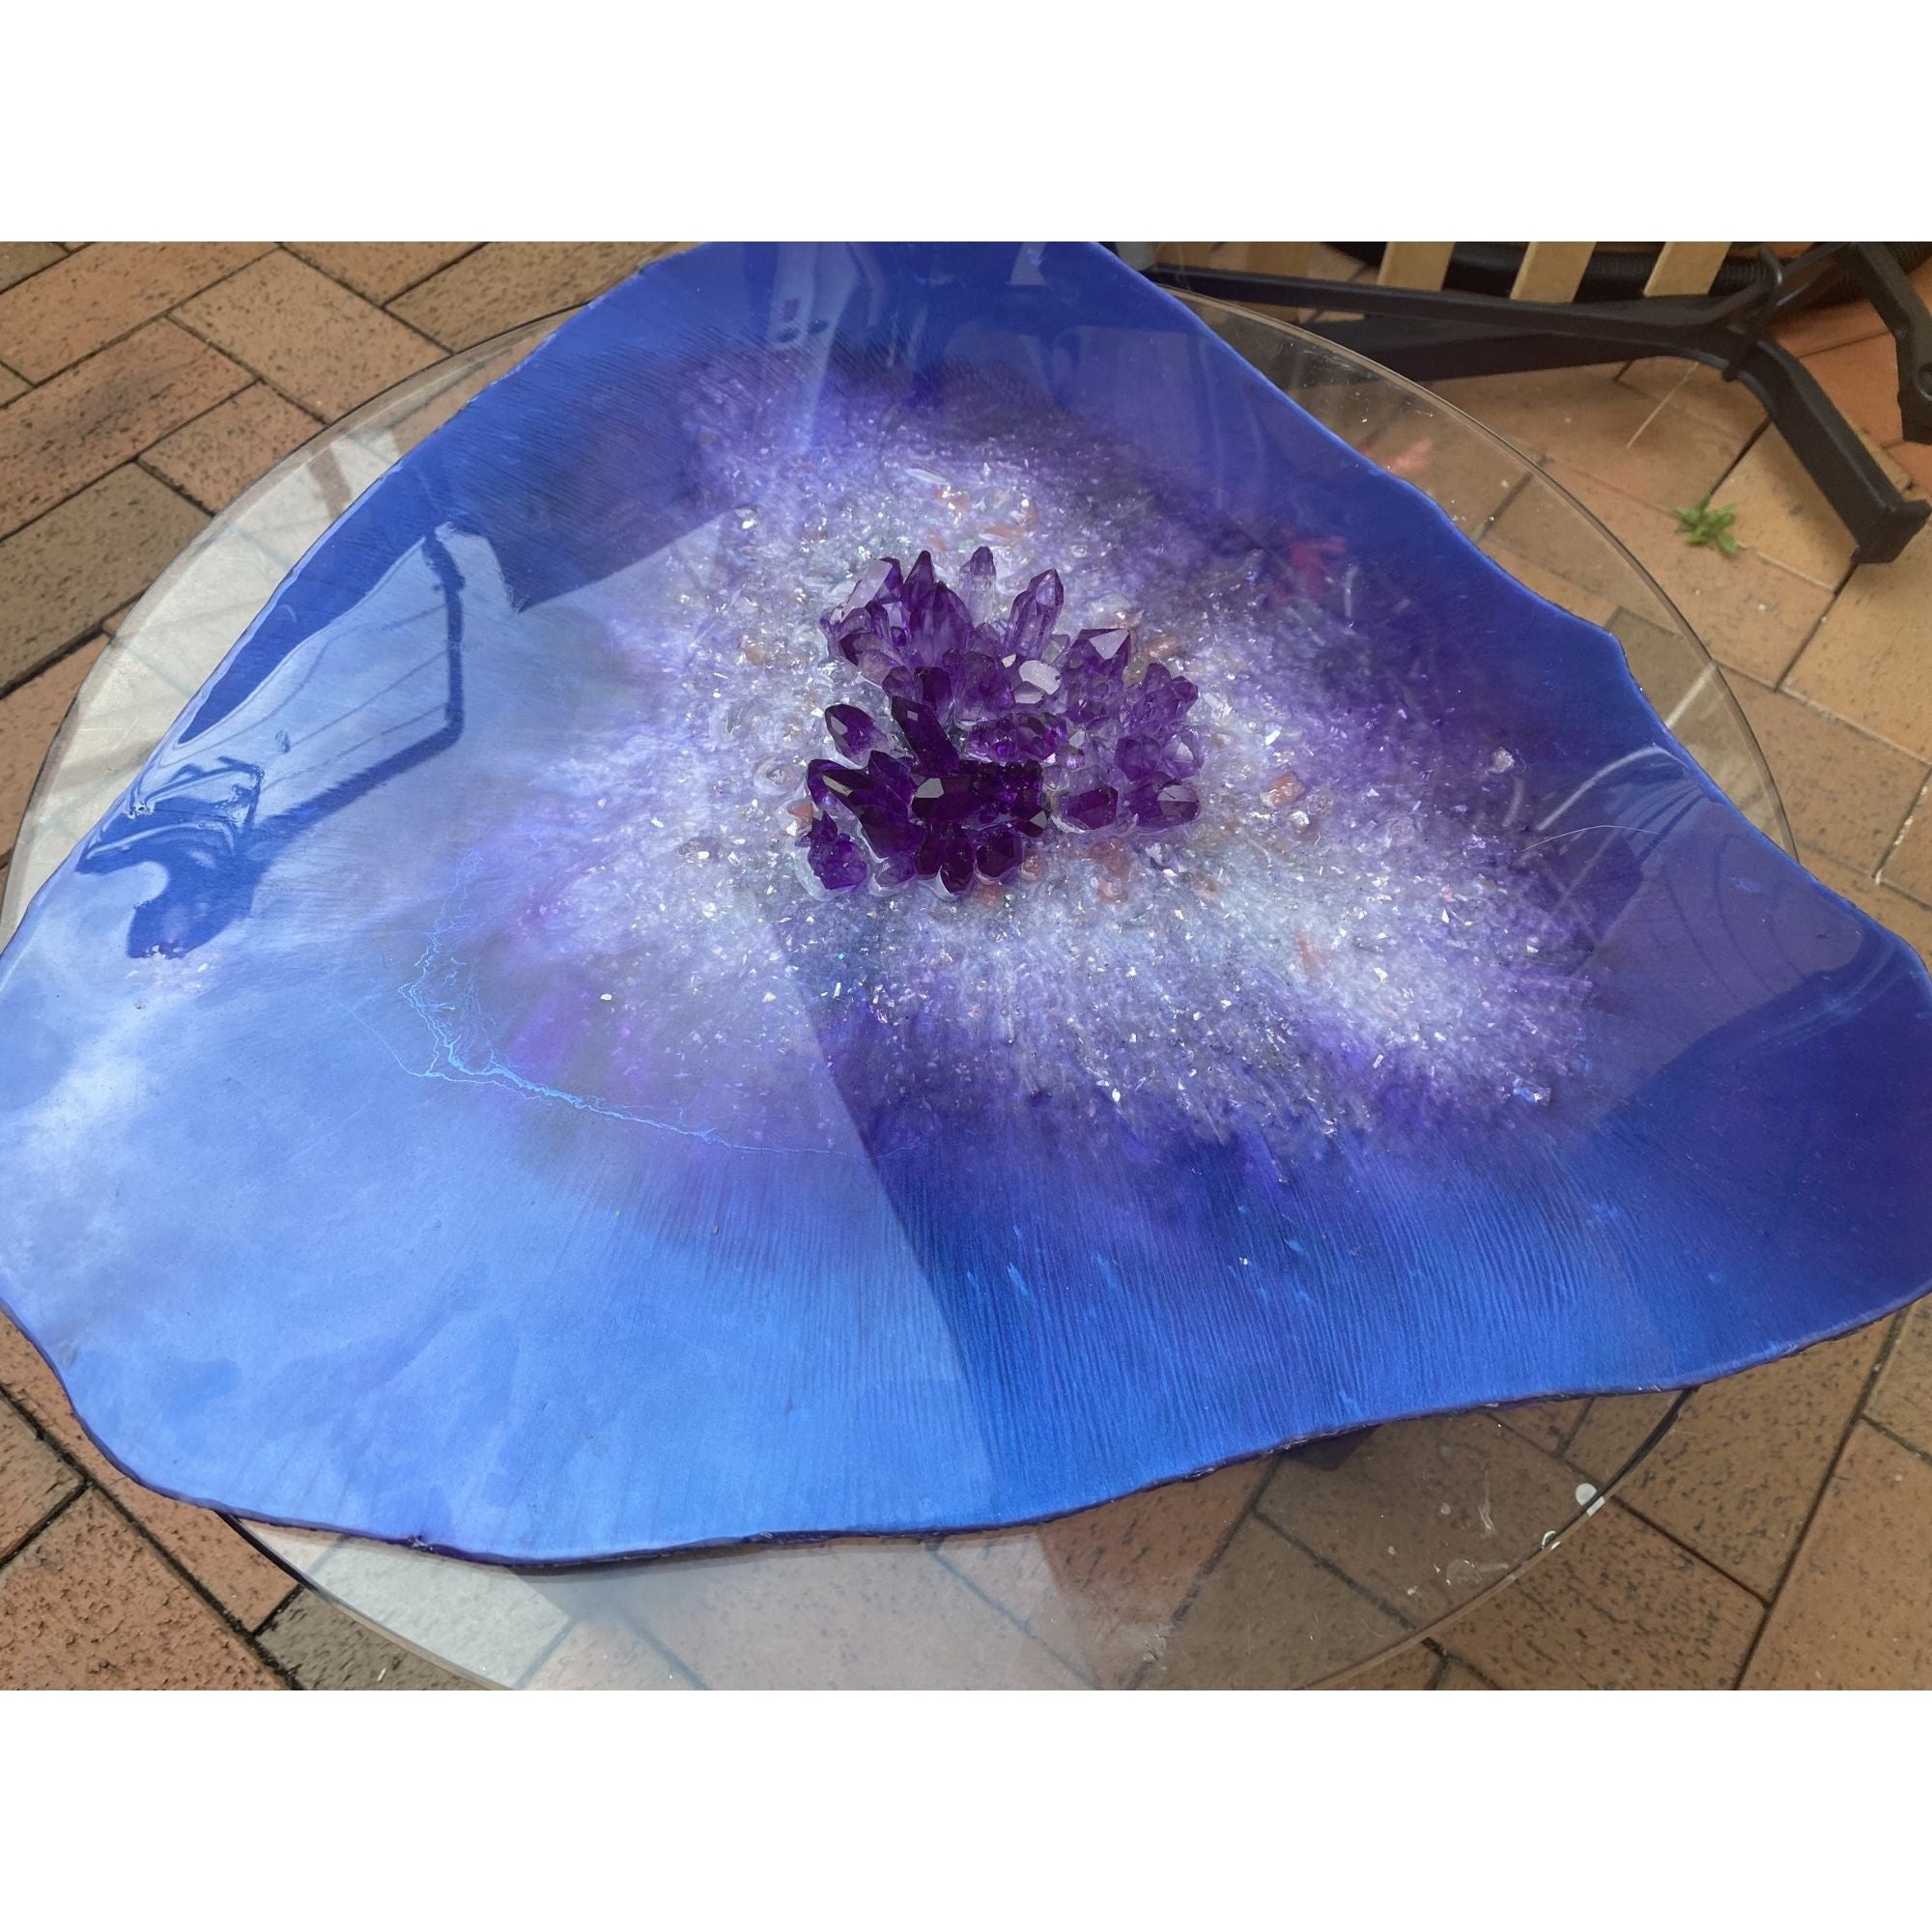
[{"x1": 1133, "y1": 242, "x2": 1932, "y2": 565}]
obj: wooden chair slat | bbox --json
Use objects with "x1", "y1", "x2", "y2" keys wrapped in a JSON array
[
  {"x1": 1228, "y1": 242, "x2": 1315, "y2": 277},
  {"x1": 1378, "y1": 243, "x2": 1457, "y2": 291},
  {"x1": 1148, "y1": 241, "x2": 1739, "y2": 302},
  {"x1": 1511, "y1": 242, "x2": 1596, "y2": 303},
  {"x1": 1644, "y1": 242, "x2": 1731, "y2": 298}
]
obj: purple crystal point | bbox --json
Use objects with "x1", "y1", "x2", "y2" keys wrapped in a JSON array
[
  {"x1": 848, "y1": 556, "x2": 902, "y2": 611},
  {"x1": 865, "y1": 748, "x2": 915, "y2": 802},
  {"x1": 1006, "y1": 570, "x2": 1065, "y2": 660},
  {"x1": 1123, "y1": 778, "x2": 1201, "y2": 828},
  {"x1": 955, "y1": 652, "x2": 1010, "y2": 713},
  {"x1": 824, "y1": 702, "x2": 881, "y2": 760},
  {"x1": 890, "y1": 696, "x2": 960, "y2": 774},
  {"x1": 959, "y1": 544, "x2": 1000, "y2": 624},
  {"x1": 921, "y1": 584, "x2": 975, "y2": 667},
  {"x1": 1072, "y1": 627, "x2": 1130, "y2": 667},
  {"x1": 804, "y1": 812, "x2": 867, "y2": 891},
  {"x1": 806, "y1": 757, "x2": 862, "y2": 808},
  {"x1": 904, "y1": 550, "x2": 936, "y2": 596},
  {"x1": 1125, "y1": 660, "x2": 1196, "y2": 741},
  {"x1": 966, "y1": 711, "x2": 1063, "y2": 763},
  {"x1": 1152, "y1": 781, "x2": 1200, "y2": 826},
  {"x1": 800, "y1": 550, "x2": 1204, "y2": 894},
  {"x1": 1061, "y1": 783, "x2": 1120, "y2": 832},
  {"x1": 977, "y1": 828, "x2": 1024, "y2": 880},
  {"x1": 937, "y1": 838, "x2": 976, "y2": 896}
]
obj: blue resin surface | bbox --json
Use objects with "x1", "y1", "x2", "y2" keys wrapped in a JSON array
[{"x1": 2, "y1": 242, "x2": 1929, "y2": 1562}]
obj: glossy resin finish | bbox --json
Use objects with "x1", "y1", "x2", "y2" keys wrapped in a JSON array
[{"x1": 2, "y1": 242, "x2": 1929, "y2": 1563}]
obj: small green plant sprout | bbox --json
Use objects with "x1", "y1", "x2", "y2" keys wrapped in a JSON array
[{"x1": 1676, "y1": 497, "x2": 1740, "y2": 554}]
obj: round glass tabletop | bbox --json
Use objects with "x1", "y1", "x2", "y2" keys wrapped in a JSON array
[{"x1": 1, "y1": 296, "x2": 1790, "y2": 1689}]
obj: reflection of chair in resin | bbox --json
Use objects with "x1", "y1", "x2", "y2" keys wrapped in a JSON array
[{"x1": 77, "y1": 532, "x2": 467, "y2": 957}]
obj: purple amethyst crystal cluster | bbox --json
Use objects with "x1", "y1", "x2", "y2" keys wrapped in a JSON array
[{"x1": 801, "y1": 549, "x2": 1203, "y2": 895}]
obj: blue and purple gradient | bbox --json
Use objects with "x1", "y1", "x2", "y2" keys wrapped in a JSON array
[{"x1": 1, "y1": 242, "x2": 1929, "y2": 1562}]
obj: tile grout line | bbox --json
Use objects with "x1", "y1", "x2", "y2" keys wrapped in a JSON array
[
  {"x1": 0, "y1": 439, "x2": 213, "y2": 591},
  {"x1": 1247, "y1": 1499, "x2": 1429, "y2": 1634},
  {"x1": 1706, "y1": 419, "x2": 1872, "y2": 635},
  {"x1": 506, "y1": 1615, "x2": 572, "y2": 1692},
  {"x1": 79, "y1": 1481, "x2": 299, "y2": 1687},
  {"x1": 1740, "y1": 661, "x2": 1932, "y2": 775},
  {"x1": 1875, "y1": 771, "x2": 1932, "y2": 885},
  {"x1": 0, "y1": 351, "x2": 257, "y2": 549},
  {"x1": 1491, "y1": 1402, "x2": 1592, "y2": 1461},
  {"x1": 1552, "y1": 1397, "x2": 1790, "y2": 1608},
  {"x1": 1168, "y1": 1398, "x2": 1711, "y2": 1689},
  {"x1": 1859, "y1": 1413, "x2": 1932, "y2": 1476},
  {"x1": 160, "y1": 240, "x2": 507, "y2": 412},
  {"x1": 228, "y1": 1522, "x2": 506, "y2": 1690},
  {"x1": 132, "y1": 411, "x2": 324, "y2": 521},
  {"x1": 130, "y1": 375, "x2": 326, "y2": 486},
  {"x1": 1406, "y1": 1432, "x2": 1761, "y2": 1678},
  {"x1": 1122, "y1": 1457, "x2": 1282, "y2": 1689},
  {"x1": 0, "y1": 244, "x2": 279, "y2": 387},
  {"x1": 164, "y1": 237, "x2": 543, "y2": 419},
  {"x1": 0, "y1": 1369, "x2": 298, "y2": 1679},
  {"x1": 164, "y1": 347, "x2": 350, "y2": 436},
  {"x1": 1554, "y1": 1398, "x2": 1595, "y2": 1460},
  {"x1": 1773, "y1": 555, "x2": 1858, "y2": 697},
  {"x1": 372, "y1": 243, "x2": 489, "y2": 309},
  {"x1": 131, "y1": 453, "x2": 218, "y2": 517},
  {"x1": 1708, "y1": 417, "x2": 1769, "y2": 502},
  {"x1": 0, "y1": 619, "x2": 119, "y2": 710},
  {"x1": 0, "y1": 468, "x2": 204, "y2": 705},
  {"x1": 160, "y1": 304, "x2": 414, "y2": 426},
  {"x1": 0, "y1": 1476, "x2": 91, "y2": 1578},
  {"x1": 251, "y1": 1577, "x2": 303, "y2": 1635},
  {"x1": 925, "y1": 1543, "x2": 1100, "y2": 1688},
  {"x1": 506, "y1": 1605, "x2": 690, "y2": 1691},
  {"x1": 1608, "y1": 1491, "x2": 1772, "y2": 1609},
  {"x1": 1423, "y1": 1641, "x2": 1500, "y2": 1690},
  {"x1": 373, "y1": 244, "x2": 689, "y2": 357},
  {"x1": 1730, "y1": 1314, "x2": 1906, "y2": 1687},
  {"x1": 1463, "y1": 1398, "x2": 1776, "y2": 1639},
  {"x1": 611, "y1": 1616, "x2": 709, "y2": 1692},
  {"x1": 1466, "y1": 466, "x2": 1536, "y2": 551}
]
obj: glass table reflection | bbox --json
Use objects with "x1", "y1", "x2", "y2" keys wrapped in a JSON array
[{"x1": 1, "y1": 298, "x2": 1789, "y2": 1688}]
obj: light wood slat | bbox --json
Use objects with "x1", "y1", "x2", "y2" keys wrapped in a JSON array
[
  {"x1": 1378, "y1": 242, "x2": 1457, "y2": 291},
  {"x1": 1152, "y1": 242, "x2": 1318, "y2": 277},
  {"x1": 1644, "y1": 242, "x2": 1732, "y2": 297},
  {"x1": 1232, "y1": 242, "x2": 1315, "y2": 277},
  {"x1": 1511, "y1": 242, "x2": 1596, "y2": 303}
]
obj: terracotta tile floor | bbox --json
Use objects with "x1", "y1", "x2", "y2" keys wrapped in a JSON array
[{"x1": 2, "y1": 242, "x2": 1930, "y2": 1690}]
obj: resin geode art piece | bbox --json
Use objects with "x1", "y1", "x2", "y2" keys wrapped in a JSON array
[{"x1": 2, "y1": 242, "x2": 1931, "y2": 1563}]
